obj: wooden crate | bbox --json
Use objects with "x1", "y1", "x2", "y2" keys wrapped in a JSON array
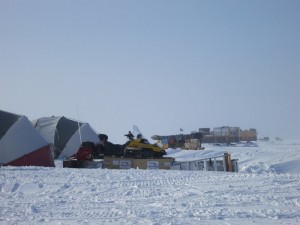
[{"x1": 103, "y1": 157, "x2": 174, "y2": 170}]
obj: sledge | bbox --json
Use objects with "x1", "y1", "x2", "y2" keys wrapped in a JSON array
[{"x1": 63, "y1": 141, "x2": 103, "y2": 168}]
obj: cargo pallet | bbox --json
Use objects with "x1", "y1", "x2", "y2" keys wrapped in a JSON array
[
  {"x1": 103, "y1": 156, "x2": 174, "y2": 170},
  {"x1": 63, "y1": 153, "x2": 238, "y2": 172}
]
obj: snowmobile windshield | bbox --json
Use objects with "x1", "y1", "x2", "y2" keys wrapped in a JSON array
[{"x1": 133, "y1": 125, "x2": 150, "y2": 144}]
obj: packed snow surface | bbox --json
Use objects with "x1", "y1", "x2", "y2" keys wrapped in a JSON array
[{"x1": 1, "y1": 140, "x2": 300, "y2": 225}]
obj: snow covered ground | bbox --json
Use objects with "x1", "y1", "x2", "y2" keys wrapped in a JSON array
[{"x1": 1, "y1": 140, "x2": 300, "y2": 225}]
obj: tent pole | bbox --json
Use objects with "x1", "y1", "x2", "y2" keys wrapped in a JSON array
[{"x1": 76, "y1": 104, "x2": 82, "y2": 144}]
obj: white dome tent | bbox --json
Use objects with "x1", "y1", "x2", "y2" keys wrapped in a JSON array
[
  {"x1": 0, "y1": 110, "x2": 55, "y2": 167},
  {"x1": 32, "y1": 116, "x2": 100, "y2": 159}
]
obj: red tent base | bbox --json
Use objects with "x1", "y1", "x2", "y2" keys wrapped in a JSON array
[{"x1": 5, "y1": 145, "x2": 55, "y2": 167}]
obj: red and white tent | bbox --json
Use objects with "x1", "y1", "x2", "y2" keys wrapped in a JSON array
[
  {"x1": 32, "y1": 116, "x2": 100, "y2": 159},
  {"x1": 0, "y1": 110, "x2": 55, "y2": 167}
]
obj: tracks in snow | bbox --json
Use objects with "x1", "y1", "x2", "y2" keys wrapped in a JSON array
[{"x1": 1, "y1": 168, "x2": 300, "y2": 224}]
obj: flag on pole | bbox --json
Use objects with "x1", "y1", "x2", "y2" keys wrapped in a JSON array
[{"x1": 180, "y1": 128, "x2": 183, "y2": 132}]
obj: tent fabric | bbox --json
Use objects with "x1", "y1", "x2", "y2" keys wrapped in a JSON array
[
  {"x1": 33, "y1": 116, "x2": 99, "y2": 159},
  {"x1": 7, "y1": 145, "x2": 54, "y2": 167},
  {"x1": 0, "y1": 110, "x2": 55, "y2": 167},
  {"x1": 0, "y1": 110, "x2": 20, "y2": 140}
]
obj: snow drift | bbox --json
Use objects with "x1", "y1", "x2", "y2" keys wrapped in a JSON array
[{"x1": 0, "y1": 140, "x2": 299, "y2": 225}]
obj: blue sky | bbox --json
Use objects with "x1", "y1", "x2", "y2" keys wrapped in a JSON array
[{"x1": 1, "y1": 0, "x2": 299, "y2": 143}]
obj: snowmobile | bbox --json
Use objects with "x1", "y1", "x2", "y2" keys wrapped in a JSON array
[
  {"x1": 98, "y1": 131, "x2": 166, "y2": 159},
  {"x1": 123, "y1": 135, "x2": 166, "y2": 158},
  {"x1": 122, "y1": 126, "x2": 166, "y2": 158},
  {"x1": 63, "y1": 131, "x2": 167, "y2": 168}
]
